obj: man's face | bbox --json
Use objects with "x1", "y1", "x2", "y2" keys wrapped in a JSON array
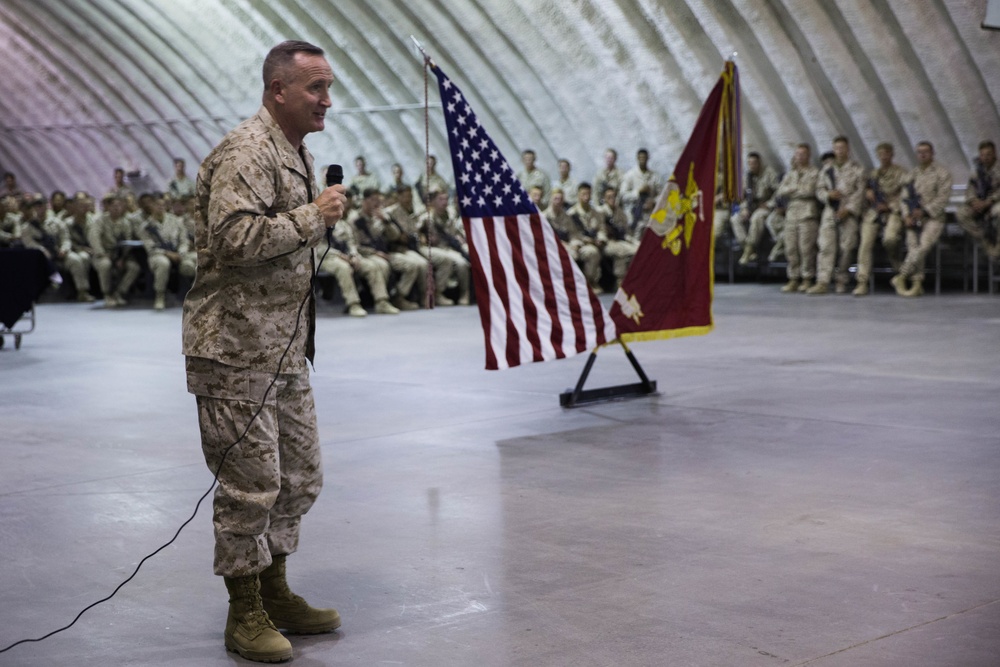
[
  {"x1": 174, "y1": 160, "x2": 185, "y2": 176},
  {"x1": 980, "y1": 146, "x2": 996, "y2": 168},
  {"x1": 637, "y1": 152, "x2": 648, "y2": 170},
  {"x1": 793, "y1": 147, "x2": 810, "y2": 168},
  {"x1": 522, "y1": 152, "x2": 535, "y2": 170},
  {"x1": 355, "y1": 157, "x2": 366, "y2": 174},
  {"x1": 558, "y1": 160, "x2": 570, "y2": 179},
  {"x1": 427, "y1": 156, "x2": 436, "y2": 171},
  {"x1": 833, "y1": 140, "x2": 849, "y2": 163},
  {"x1": 603, "y1": 189, "x2": 616, "y2": 207},
  {"x1": 550, "y1": 191, "x2": 564, "y2": 209},
  {"x1": 274, "y1": 52, "x2": 334, "y2": 140},
  {"x1": 916, "y1": 144, "x2": 933, "y2": 166},
  {"x1": 604, "y1": 151, "x2": 616, "y2": 169},
  {"x1": 876, "y1": 147, "x2": 893, "y2": 167},
  {"x1": 578, "y1": 187, "x2": 591, "y2": 205},
  {"x1": 362, "y1": 192, "x2": 380, "y2": 214},
  {"x1": 747, "y1": 156, "x2": 760, "y2": 174},
  {"x1": 432, "y1": 192, "x2": 448, "y2": 213},
  {"x1": 392, "y1": 164, "x2": 402, "y2": 180},
  {"x1": 114, "y1": 170, "x2": 124, "y2": 186},
  {"x1": 528, "y1": 187, "x2": 543, "y2": 206},
  {"x1": 51, "y1": 193, "x2": 66, "y2": 210}
]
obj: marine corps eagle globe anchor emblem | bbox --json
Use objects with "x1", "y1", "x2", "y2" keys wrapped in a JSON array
[{"x1": 648, "y1": 163, "x2": 704, "y2": 256}]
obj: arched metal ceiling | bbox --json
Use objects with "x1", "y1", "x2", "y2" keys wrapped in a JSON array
[{"x1": 1, "y1": 0, "x2": 998, "y2": 198}]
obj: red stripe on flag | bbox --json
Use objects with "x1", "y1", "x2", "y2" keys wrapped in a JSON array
[
  {"x1": 587, "y1": 287, "x2": 609, "y2": 346},
  {"x1": 464, "y1": 218, "x2": 497, "y2": 370},
  {"x1": 529, "y1": 214, "x2": 565, "y2": 359},
  {"x1": 504, "y1": 216, "x2": 544, "y2": 362},
  {"x1": 483, "y1": 217, "x2": 520, "y2": 368},
  {"x1": 553, "y1": 235, "x2": 587, "y2": 353}
]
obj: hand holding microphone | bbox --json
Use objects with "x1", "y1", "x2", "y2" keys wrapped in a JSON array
[{"x1": 316, "y1": 164, "x2": 347, "y2": 228}]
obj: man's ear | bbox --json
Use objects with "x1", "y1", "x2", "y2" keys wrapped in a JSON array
[{"x1": 270, "y1": 78, "x2": 285, "y2": 105}]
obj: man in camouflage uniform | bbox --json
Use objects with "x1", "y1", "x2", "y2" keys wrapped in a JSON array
[
  {"x1": 956, "y1": 140, "x2": 1000, "y2": 259},
  {"x1": 0, "y1": 195, "x2": 22, "y2": 247},
  {"x1": 423, "y1": 189, "x2": 471, "y2": 305},
  {"x1": 854, "y1": 143, "x2": 907, "y2": 296},
  {"x1": 809, "y1": 136, "x2": 864, "y2": 294},
  {"x1": 136, "y1": 192, "x2": 196, "y2": 310},
  {"x1": 181, "y1": 41, "x2": 347, "y2": 663},
  {"x1": 892, "y1": 141, "x2": 952, "y2": 297},
  {"x1": 776, "y1": 143, "x2": 820, "y2": 293},
  {"x1": 554, "y1": 159, "x2": 578, "y2": 207},
  {"x1": 316, "y1": 189, "x2": 368, "y2": 317},
  {"x1": 332, "y1": 189, "x2": 400, "y2": 315},
  {"x1": 565, "y1": 182, "x2": 605, "y2": 292},
  {"x1": 345, "y1": 188, "x2": 406, "y2": 314},
  {"x1": 382, "y1": 186, "x2": 434, "y2": 307},
  {"x1": 55, "y1": 192, "x2": 97, "y2": 302},
  {"x1": 517, "y1": 149, "x2": 552, "y2": 209},
  {"x1": 348, "y1": 155, "x2": 380, "y2": 200},
  {"x1": 593, "y1": 148, "x2": 622, "y2": 200},
  {"x1": 87, "y1": 195, "x2": 141, "y2": 307},
  {"x1": 167, "y1": 158, "x2": 197, "y2": 200},
  {"x1": 414, "y1": 154, "x2": 449, "y2": 208},
  {"x1": 597, "y1": 186, "x2": 638, "y2": 287},
  {"x1": 619, "y1": 148, "x2": 662, "y2": 230},
  {"x1": 733, "y1": 152, "x2": 780, "y2": 265}
]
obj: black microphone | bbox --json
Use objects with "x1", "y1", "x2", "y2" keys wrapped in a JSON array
[
  {"x1": 325, "y1": 164, "x2": 343, "y2": 245},
  {"x1": 326, "y1": 164, "x2": 343, "y2": 187}
]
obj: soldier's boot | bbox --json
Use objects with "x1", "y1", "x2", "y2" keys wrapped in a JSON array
[
  {"x1": 852, "y1": 281, "x2": 869, "y2": 297},
  {"x1": 797, "y1": 279, "x2": 813, "y2": 293},
  {"x1": 374, "y1": 299, "x2": 400, "y2": 315},
  {"x1": 153, "y1": 292, "x2": 166, "y2": 311},
  {"x1": 223, "y1": 574, "x2": 293, "y2": 663},
  {"x1": 259, "y1": 555, "x2": 341, "y2": 635},
  {"x1": 346, "y1": 302, "x2": 367, "y2": 317},
  {"x1": 738, "y1": 246, "x2": 756, "y2": 265},
  {"x1": 904, "y1": 278, "x2": 924, "y2": 298},
  {"x1": 806, "y1": 282, "x2": 828, "y2": 295},
  {"x1": 77, "y1": 289, "x2": 96, "y2": 303},
  {"x1": 890, "y1": 274, "x2": 907, "y2": 296},
  {"x1": 780, "y1": 279, "x2": 799, "y2": 293},
  {"x1": 435, "y1": 292, "x2": 455, "y2": 306}
]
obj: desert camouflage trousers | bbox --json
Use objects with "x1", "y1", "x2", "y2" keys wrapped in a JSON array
[{"x1": 186, "y1": 356, "x2": 323, "y2": 577}]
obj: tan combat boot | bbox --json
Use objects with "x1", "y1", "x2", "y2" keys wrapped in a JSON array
[
  {"x1": 780, "y1": 279, "x2": 799, "y2": 293},
  {"x1": 904, "y1": 278, "x2": 924, "y2": 297},
  {"x1": 259, "y1": 555, "x2": 342, "y2": 635},
  {"x1": 797, "y1": 279, "x2": 813, "y2": 293},
  {"x1": 223, "y1": 574, "x2": 293, "y2": 663},
  {"x1": 806, "y1": 282, "x2": 828, "y2": 295},
  {"x1": 890, "y1": 274, "x2": 907, "y2": 296},
  {"x1": 852, "y1": 281, "x2": 868, "y2": 296}
]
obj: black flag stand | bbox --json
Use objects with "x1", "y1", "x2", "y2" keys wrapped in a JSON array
[{"x1": 559, "y1": 339, "x2": 657, "y2": 408}]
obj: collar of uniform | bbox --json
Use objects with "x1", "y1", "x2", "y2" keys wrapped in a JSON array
[{"x1": 254, "y1": 106, "x2": 315, "y2": 180}]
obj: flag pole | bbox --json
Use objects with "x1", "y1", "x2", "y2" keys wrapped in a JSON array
[{"x1": 411, "y1": 35, "x2": 437, "y2": 308}]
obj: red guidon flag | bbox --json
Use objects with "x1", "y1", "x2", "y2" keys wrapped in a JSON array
[
  {"x1": 431, "y1": 62, "x2": 616, "y2": 370},
  {"x1": 611, "y1": 62, "x2": 742, "y2": 342}
]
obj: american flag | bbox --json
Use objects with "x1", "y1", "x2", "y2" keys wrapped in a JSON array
[{"x1": 431, "y1": 64, "x2": 616, "y2": 370}]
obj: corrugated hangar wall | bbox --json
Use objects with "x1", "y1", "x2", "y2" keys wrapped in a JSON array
[{"x1": 0, "y1": 0, "x2": 997, "y2": 197}]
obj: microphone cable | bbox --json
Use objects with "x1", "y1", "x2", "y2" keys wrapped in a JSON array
[{"x1": 0, "y1": 196, "x2": 339, "y2": 656}]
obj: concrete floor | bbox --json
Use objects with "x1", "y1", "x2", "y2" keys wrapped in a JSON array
[{"x1": 1, "y1": 284, "x2": 998, "y2": 666}]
